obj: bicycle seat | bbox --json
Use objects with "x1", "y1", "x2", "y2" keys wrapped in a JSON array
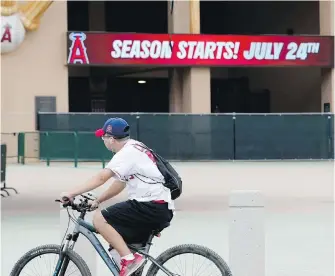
[
  {"x1": 152, "y1": 222, "x2": 170, "y2": 236},
  {"x1": 108, "y1": 222, "x2": 171, "y2": 252}
]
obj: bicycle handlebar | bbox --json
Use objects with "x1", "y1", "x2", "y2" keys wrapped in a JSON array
[{"x1": 55, "y1": 195, "x2": 93, "y2": 213}]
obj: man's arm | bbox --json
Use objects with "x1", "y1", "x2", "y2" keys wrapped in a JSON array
[
  {"x1": 97, "y1": 180, "x2": 126, "y2": 203},
  {"x1": 67, "y1": 168, "x2": 115, "y2": 198}
]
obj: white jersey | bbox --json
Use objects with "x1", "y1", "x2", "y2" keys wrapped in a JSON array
[{"x1": 106, "y1": 139, "x2": 174, "y2": 210}]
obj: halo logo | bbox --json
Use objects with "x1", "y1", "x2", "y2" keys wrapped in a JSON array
[
  {"x1": 1, "y1": 14, "x2": 25, "y2": 54},
  {"x1": 67, "y1": 32, "x2": 90, "y2": 64},
  {"x1": 1, "y1": 0, "x2": 53, "y2": 54}
]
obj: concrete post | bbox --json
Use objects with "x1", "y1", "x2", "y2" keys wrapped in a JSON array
[
  {"x1": 60, "y1": 207, "x2": 98, "y2": 274},
  {"x1": 229, "y1": 190, "x2": 265, "y2": 276}
]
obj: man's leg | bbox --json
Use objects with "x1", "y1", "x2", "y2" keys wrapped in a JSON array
[
  {"x1": 93, "y1": 211, "x2": 132, "y2": 257},
  {"x1": 93, "y1": 210, "x2": 145, "y2": 276}
]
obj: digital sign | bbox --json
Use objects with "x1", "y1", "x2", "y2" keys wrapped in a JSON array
[{"x1": 67, "y1": 32, "x2": 334, "y2": 67}]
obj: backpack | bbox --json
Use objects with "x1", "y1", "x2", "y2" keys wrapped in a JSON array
[{"x1": 133, "y1": 144, "x2": 182, "y2": 200}]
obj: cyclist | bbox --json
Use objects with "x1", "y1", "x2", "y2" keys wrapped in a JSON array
[{"x1": 60, "y1": 117, "x2": 174, "y2": 276}]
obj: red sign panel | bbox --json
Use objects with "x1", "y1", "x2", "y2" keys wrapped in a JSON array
[{"x1": 67, "y1": 32, "x2": 334, "y2": 67}]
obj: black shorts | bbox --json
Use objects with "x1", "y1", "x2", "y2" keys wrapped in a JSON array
[{"x1": 101, "y1": 199, "x2": 173, "y2": 244}]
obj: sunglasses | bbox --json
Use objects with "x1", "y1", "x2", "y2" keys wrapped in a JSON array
[{"x1": 101, "y1": 135, "x2": 113, "y2": 141}]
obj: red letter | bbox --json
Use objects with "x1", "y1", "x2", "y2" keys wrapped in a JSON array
[
  {"x1": 67, "y1": 32, "x2": 89, "y2": 64},
  {"x1": 1, "y1": 24, "x2": 12, "y2": 43}
]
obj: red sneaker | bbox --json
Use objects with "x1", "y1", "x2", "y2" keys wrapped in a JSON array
[{"x1": 120, "y1": 253, "x2": 145, "y2": 276}]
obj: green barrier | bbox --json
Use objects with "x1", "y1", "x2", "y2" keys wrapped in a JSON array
[
  {"x1": 39, "y1": 131, "x2": 112, "y2": 167},
  {"x1": 15, "y1": 113, "x2": 335, "y2": 163},
  {"x1": 40, "y1": 131, "x2": 76, "y2": 162},
  {"x1": 18, "y1": 132, "x2": 25, "y2": 164},
  {"x1": 76, "y1": 132, "x2": 112, "y2": 165},
  {"x1": 39, "y1": 112, "x2": 139, "y2": 137},
  {"x1": 234, "y1": 114, "x2": 333, "y2": 160},
  {"x1": 137, "y1": 114, "x2": 234, "y2": 160}
]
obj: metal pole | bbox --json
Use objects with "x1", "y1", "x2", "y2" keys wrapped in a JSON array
[
  {"x1": 46, "y1": 132, "x2": 50, "y2": 167},
  {"x1": 74, "y1": 132, "x2": 78, "y2": 168}
]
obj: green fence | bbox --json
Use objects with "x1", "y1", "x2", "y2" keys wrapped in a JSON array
[
  {"x1": 38, "y1": 131, "x2": 112, "y2": 167},
  {"x1": 234, "y1": 114, "x2": 333, "y2": 159},
  {"x1": 9, "y1": 113, "x2": 335, "y2": 164},
  {"x1": 14, "y1": 131, "x2": 112, "y2": 167},
  {"x1": 39, "y1": 113, "x2": 236, "y2": 160}
]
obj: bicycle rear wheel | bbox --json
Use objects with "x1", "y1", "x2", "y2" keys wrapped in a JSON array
[
  {"x1": 10, "y1": 244, "x2": 91, "y2": 276},
  {"x1": 146, "y1": 244, "x2": 232, "y2": 276}
]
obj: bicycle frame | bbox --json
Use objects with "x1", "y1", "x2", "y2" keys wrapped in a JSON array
[{"x1": 54, "y1": 218, "x2": 175, "y2": 276}]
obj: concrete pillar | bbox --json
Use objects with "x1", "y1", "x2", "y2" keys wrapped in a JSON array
[
  {"x1": 319, "y1": 0, "x2": 334, "y2": 112},
  {"x1": 229, "y1": 190, "x2": 265, "y2": 276},
  {"x1": 169, "y1": 69, "x2": 183, "y2": 112},
  {"x1": 182, "y1": 67, "x2": 211, "y2": 113},
  {"x1": 168, "y1": 1, "x2": 188, "y2": 113},
  {"x1": 167, "y1": 0, "x2": 211, "y2": 113}
]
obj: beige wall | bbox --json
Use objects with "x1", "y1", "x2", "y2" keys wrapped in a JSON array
[{"x1": 1, "y1": 1, "x2": 68, "y2": 133}]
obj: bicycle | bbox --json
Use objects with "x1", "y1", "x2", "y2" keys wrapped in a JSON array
[{"x1": 10, "y1": 193, "x2": 233, "y2": 276}]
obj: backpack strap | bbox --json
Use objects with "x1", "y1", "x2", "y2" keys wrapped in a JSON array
[
  {"x1": 131, "y1": 143, "x2": 163, "y2": 184},
  {"x1": 132, "y1": 142, "x2": 154, "y2": 153}
]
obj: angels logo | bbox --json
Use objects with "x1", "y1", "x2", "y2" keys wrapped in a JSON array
[
  {"x1": 1, "y1": 14, "x2": 25, "y2": 53},
  {"x1": 106, "y1": 125, "x2": 112, "y2": 133},
  {"x1": 1, "y1": 0, "x2": 53, "y2": 54},
  {"x1": 1, "y1": 24, "x2": 12, "y2": 43},
  {"x1": 67, "y1": 32, "x2": 89, "y2": 64}
]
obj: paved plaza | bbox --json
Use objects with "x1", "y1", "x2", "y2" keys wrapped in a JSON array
[{"x1": 1, "y1": 161, "x2": 334, "y2": 276}]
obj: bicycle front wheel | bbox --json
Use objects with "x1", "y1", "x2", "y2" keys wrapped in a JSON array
[
  {"x1": 146, "y1": 244, "x2": 232, "y2": 276},
  {"x1": 10, "y1": 244, "x2": 91, "y2": 276}
]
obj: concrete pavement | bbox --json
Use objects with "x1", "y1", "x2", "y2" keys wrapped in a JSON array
[{"x1": 1, "y1": 161, "x2": 334, "y2": 276}]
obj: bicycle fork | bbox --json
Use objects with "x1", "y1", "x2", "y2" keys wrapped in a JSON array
[{"x1": 53, "y1": 233, "x2": 78, "y2": 276}]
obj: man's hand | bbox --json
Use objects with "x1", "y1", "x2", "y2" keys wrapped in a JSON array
[
  {"x1": 60, "y1": 192, "x2": 75, "y2": 203},
  {"x1": 90, "y1": 199, "x2": 100, "y2": 211}
]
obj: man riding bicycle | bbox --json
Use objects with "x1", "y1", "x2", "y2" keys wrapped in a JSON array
[{"x1": 60, "y1": 117, "x2": 174, "y2": 276}]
